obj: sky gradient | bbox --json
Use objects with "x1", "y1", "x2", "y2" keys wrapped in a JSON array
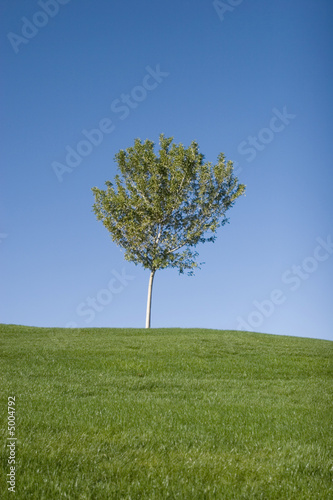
[{"x1": 1, "y1": 0, "x2": 332, "y2": 340}]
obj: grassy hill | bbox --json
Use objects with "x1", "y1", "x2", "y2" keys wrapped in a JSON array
[{"x1": 1, "y1": 324, "x2": 332, "y2": 499}]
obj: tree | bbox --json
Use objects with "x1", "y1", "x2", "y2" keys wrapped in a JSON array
[{"x1": 92, "y1": 134, "x2": 245, "y2": 328}]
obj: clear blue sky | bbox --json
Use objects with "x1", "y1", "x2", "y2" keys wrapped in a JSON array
[{"x1": 1, "y1": 0, "x2": 332, "y2": 340}]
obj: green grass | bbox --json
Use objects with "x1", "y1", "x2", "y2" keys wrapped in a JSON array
[{"x1": 0, "y1": 325, "x2": 332, "y2": 499}]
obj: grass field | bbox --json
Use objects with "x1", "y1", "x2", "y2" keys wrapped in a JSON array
[{"x1": 0, "y1": 324, "x2": 332, "y2": 499}]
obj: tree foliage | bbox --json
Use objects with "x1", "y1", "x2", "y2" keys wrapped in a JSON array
[{"x1": 92, "y1": 134, "x2": 245, "y2": 276}]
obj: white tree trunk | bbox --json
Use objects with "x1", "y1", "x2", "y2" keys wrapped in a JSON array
[{"x1": 145, "y1": 270, "x2": 155, "y2": 328}]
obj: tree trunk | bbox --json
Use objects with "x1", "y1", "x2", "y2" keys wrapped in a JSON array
[{"x1": 145, "y1": 269, "x2": 155, "y2": 328}]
